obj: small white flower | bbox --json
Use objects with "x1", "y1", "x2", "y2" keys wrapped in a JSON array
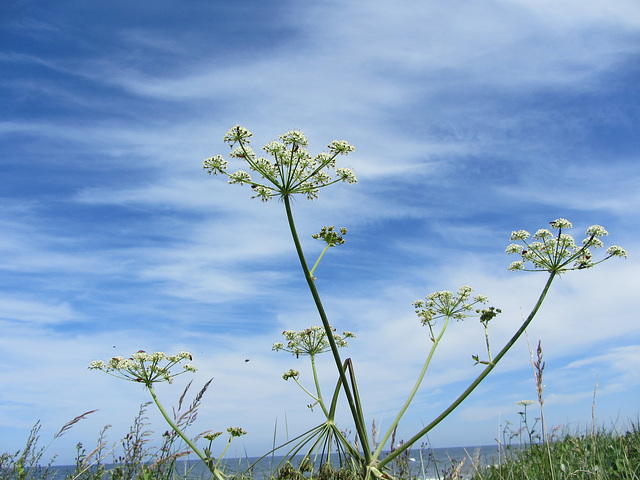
[
  {"x1": 586, "y1": 225, "x2": 608, "y2": 237},
  {"x1": 505, "y1": 243, "x2": 524, "y2": 254},
  {"x1": 149, "y1": 352, "x2": 166, "y2": 361},
  {"x1": 550, "y1": 218, "x2": 572, "y2": 229},
  {"x1": 227, "y1": 170, "x2": 252, "y2": 185},
  {"x1": 229, "y1": 146, "x2": 256, "y2": 160},
  {"x1": 606, "y1": 245, "x2": 628, "y2": 258},
  {"x1": 263, "y1": 141, "x2": 287, "y2": 156},
  {"x1": 585, "y1": 237, "x2": 604, "y2": 248},
  {"x1": 88, "y1": 360, "x2": 106, "y2": 370},
  {"x1": 336, "y1": 168, "x2": 357, "y2": 184},
  {"x1": 280, "y1": 130, "x2": 308, "y2": 146},
  {"x1": 533, "y1": 229, "x2": 552, "y2": 240},
  {"x1": 327, "y1": 140, "x2": 355, "y2": 155},
  {"x1": 223, "y1": 125, "x2": 252, "y2": 145},
  {"x1": 203, "y1": 155, "x2": 228, "y2": 175},
  {"x1": 508, "y1": 261, "x2": 525, "y2": 271},
  {"x1": 510, "y1": 230, "x2": 530, "y2": 241},
  {"x1": 132, "y1": 351, "x2": 149, "y2": 362}
]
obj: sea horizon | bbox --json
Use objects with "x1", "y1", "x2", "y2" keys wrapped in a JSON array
[{"x1": 45, "y1": 444, "x2": 507, "y2": 480}]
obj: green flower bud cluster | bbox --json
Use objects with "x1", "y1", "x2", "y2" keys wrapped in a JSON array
[
  {"x1": 282, "y1": 368, "x2": 300, "y2": 380},
  {"x1": 477, "y1": 306, "x2": 501, "y2": 325},
  {"x1": 312, "y1": 226, "x2": 348, "y2": 247},
  {"x1": 506, "y1": 219, "x2": 627, "y2": 273},
  {"x1": 203, "y1": 126, "x2": 357, "y2": 201},
  {"x1": 272, "y1": 325, "x2": 355, "y2": 358},
  {"x1": 88, "y1": 350, "x2": 196, "y2": 387},
  {"x1": 413, "y1": 286, "x2": 489, "y2": 327},
  {"x1": 204, "y1": 432, "x2": 223, "y2": 442},
  {"x1": 227, "y1": 427, "x2": 247, "y2": 438}
]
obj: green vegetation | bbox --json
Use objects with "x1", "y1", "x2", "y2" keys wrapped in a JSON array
[
  {"x1": 474, "y1": 424, "x2": 640, "y2": 480},
  {"x1": 2, "y1": 414, "x2": 639, "y2": 479}
]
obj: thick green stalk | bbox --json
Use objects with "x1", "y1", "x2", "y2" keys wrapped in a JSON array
[
  {"x1": 310, "y1": 355, "x2": 330, "y2": 417},
  {"x1": 283, "y1": 195, "x2": 371, "y2": 463},
  {"x1": 373, "y1": 316, "x2": 450, "y2": 459},
  {"x1": 147, "y1": 386, "x2": 225, "y2": 480},
  {"x1": 378, "y1": 272, "x2": 557, "y2": 469}
]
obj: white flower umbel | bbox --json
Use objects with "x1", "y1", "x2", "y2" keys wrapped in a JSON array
[
  {"x1": 273, "y1": 326, "x2": 355, "y2": 414},
  {"x1": 89, "y1": 351, "x2": 235, "y2": 480},
  {"x1": 273, "y1": 325, "x2": 354, "y2": 358},
  {"x1": 506, "y1": 219, "x2": 627, "y2": 273},
  {"x1": 88, "y1": 350, "x2": 195, "y2": 386},
  {"x1": 203, "y1": 125, "x2": 356, "y2": 202}
]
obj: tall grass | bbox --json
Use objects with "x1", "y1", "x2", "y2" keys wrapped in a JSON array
[
  {"x1": 0, "y1": 410, "x2": 97, "y2": 480},
  {"x1": 472, "y1": 423, "x2": 640, "y2": 480},
  {"x1": 468, "y1": 339, "x2": 640, "y2": 480},
  {"x1": 2, "y1": 416, "x2": 640, "y2": 480},
  {"x1": 0, "y1": 385, "x2": 210, "y2": 480}
]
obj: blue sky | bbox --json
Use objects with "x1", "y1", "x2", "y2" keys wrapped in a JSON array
[{"x1": 1, "y1": 0, "x2": 639, "y2": 465}]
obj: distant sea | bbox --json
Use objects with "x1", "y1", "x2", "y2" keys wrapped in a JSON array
[{"x1": 49, "y1": 445, "x2": 504, "y2": 480}]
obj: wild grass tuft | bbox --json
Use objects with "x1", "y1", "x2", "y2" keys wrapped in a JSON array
[{"x1": 474, "y1": 422, "x2": 640, "y2": 480}]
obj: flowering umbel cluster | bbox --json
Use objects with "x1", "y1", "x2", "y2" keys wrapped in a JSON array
[
  {"x1": 88, "y1": 351, "x2": 196, "y2": 387},
  {"x1": 226, "y1": 427, "x2": 247, "y2": 438},
  {"x1": 272, "y1": 325, "x2": 355, "y2": 358},
  {"x1": 506, "y1": 219, "x2": 627, "y2": 273},
  {"x1": 413, "y1": 286, "x2": 489, "y2": 325},
  {"x1": 203, "y1": 126, "x2": 357, "y2": 201},
  {"x1": 282, "y1": 368, "x2": 300, "y2": 381},
  {"x1": 413, "y1": 286, "x2": 489, "y2": 341},
  {"x1": 202, "y1": 427, "x2": 247, "y2": 448},
  {"x1": 312, "y1": 226, "x2": 348, "y2": 247}
]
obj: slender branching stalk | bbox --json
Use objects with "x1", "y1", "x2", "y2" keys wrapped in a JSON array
[
  {"x1": 377, "y1": 272, "x2": 556, "y2": 470},
  {"x1": 373, "y1": 315, "x2": 451, "y2": 460}
]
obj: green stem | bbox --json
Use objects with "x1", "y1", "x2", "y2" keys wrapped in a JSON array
[
  {"x1": 283, "y1": 195, "x2": 371, "y2": 463},
  {"x1": 214, "y1": 439, "x2": 232, "y2": 470},
  {"x1": 310, "y1": 245, "x2": 331, "y2": 276},
  {"x1": 345, "y1": 358, "x2": 367, "y2": 446},
  {"x1": 148, "y1": 386, "x2": 225, "y2": 480},
  {"x1": 378, "y1": 271, "x2": 557, "y2": 469},
  {"x1": 485, "y1": 324, "x2": 493, "y2": 362},
  {"x1": 373, "y1": 316, "x2": 450, "y2": 460},
  {"x1": 328, "y1": 360, "x2": 346, "y2": 418},
  {"x1": 311, "y1": 355, "x2": 330, "y2": 417},
  {"x1": 292, "y1": 377, "x2": 321, "y2": 406}
]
